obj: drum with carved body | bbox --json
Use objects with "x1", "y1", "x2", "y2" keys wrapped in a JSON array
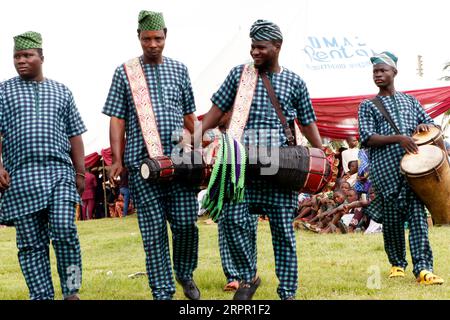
[{"x1": 400, "y1": 144, "x2": 450, "y2": 225}]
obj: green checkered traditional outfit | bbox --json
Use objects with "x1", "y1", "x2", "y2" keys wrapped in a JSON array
[
  {"x1": 212, "y1": 21, "x2": 316, "y2": 299},
  {"x1": 102, "y1": 12, "x2": 198, "y2": 299},
  {"x1": 0, "y1": 71, "x2": 86, "y2": 299},
  {"x1": 358, "y1": 90, "x2": 435, "y2": 277}
]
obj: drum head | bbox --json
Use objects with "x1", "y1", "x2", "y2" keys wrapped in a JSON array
[
  {"x1": 140, "y1": 162, "x2": 150, "y2": 180},
  {"x1": 412, "y1": 126, "x2": 441, "y2": 145},
  {"x1": 401, "y1": 145, "x2": 444, "y2": 175}
]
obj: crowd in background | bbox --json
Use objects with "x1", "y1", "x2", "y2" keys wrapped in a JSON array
[
  {"x1": 76, "y1": 167, "x2": 134, "y2": 221},
  {"x1": 293, "y1": 136, "x2": 383, "y2": 234}
]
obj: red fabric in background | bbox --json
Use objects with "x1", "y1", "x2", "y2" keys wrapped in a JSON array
[
  {"x1": 198, "y1": 86, "x2": 450, "y2": 140},
  {"x1": 85, "y1": 152, "x2": 101, "y2": 168},
  {"x1": 311, "y1": 86, "x2": 450, "y2": 139},
  {"x1": 84, "y1": 149, "x2": 112, "y2": 169},
  {"x1": 101, "y1": 148, "x2": 112, "y2": 166}
]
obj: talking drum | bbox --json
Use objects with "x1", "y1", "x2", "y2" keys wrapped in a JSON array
[
  {"x1": 140, "y1": 145, "x2": 336, "y2": 195},
  {"x1": 140, "y1": 151, "x2": 212, "y2": 188},
  {"x1": 247, "y1": 145, "x2": 336, "y2": 194},
  {"x1": 412, "y1": 126, "x2": 445, "y2": 151},
  {"x1": 400, "y1": 144, "x2": 450, "y2": 225}
]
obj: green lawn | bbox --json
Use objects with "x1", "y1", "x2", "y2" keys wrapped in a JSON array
[{"x1": 0, "y1": 215, "x2": 448, "y2": 300}]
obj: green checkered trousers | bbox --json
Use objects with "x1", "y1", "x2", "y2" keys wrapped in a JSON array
[
  {"x1": 218, "y1": 206, "x2": 258, "y2": 284},
  {"x1": 13, "y1": 199, "x2": 82, "y2": 300},
  {"x1": 218, "y1": 202, "x2": 298, "y2": 299},
  {"x1": 130, "y1": 173, "x2": 199, "y2": 300},
  {"x1": 369, "y1": 185, "x2": 433, "y2": 276}
]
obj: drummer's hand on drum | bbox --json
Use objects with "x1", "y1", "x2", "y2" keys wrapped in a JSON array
[
  {"x1": 415, "y1": 123, "x2": 432, "y2": 134},
  {"x1": 398, "y1": 135, "x2": 419, "y2": 154},
  {"x1": 109, "y1": 161, "x2": 123, "y2": 180},
  {"x1": 0, "y1": 167, "x2": 10, "y2": 191}
]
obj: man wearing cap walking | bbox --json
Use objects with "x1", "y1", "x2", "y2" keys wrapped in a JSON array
[
  {"x1": 358, "y1": 51, "x2": 444, "y2": 285},
  {"x1": 0, "y1": 31, "x2": 87, "y2": 300},
  {"x1": 102, "y1": 11, "x2": 201, "y2": 300},
  {"x1": 198, "y1": 20, "x2": 322, "y2": 300}
]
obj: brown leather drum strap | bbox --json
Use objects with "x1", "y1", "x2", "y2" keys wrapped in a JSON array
[
  {"x1": 260, "y1": 72, "x2": 296, "y2": 146},
  {"x1": 371, "y1": 98, "x2": 401, "y2": 135}
]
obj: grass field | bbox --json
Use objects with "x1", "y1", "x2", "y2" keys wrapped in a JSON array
[{"x1": 0, "y1": 214, "x2": 449, "y2": 300}]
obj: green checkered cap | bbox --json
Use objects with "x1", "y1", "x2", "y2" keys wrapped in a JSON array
[
  {"x1": 138, "y1": 10, "x2": 166, "y2": 31},
  {"x1": 14, "y1": 31, "x2": 42, "y2": 51}
]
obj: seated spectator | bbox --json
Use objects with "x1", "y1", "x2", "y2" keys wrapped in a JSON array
[
  {"x1": 296, "y1": 191, "x2": 333, "y2": 223},
  {"x1": 348, "y1": 187, "x2": 376, "y2": 233},
  {"x1": 341, "y1": 136, "x2": 360, "y2": 175},
  {"x1": 295, "y1": 194, "x2": 317, "y2": 221},
  {"x1": 343, "y1": 160, "x2": 358, "y2": 187},
  {"x1": 336, "y1": 146, "x2": 347, "y2": 178},
  {"x1": 111, "y1": 193, "x2": 134, "y2": 218},
  {"x1": 340, "y1": 181, "x2": 352, "y2": 196},
  {"x1": 316, "y1": 189, "x2": 357, "y2": 234},
  {"x1": 306, "y1": 190, "x2": 347, "y2": 232},
  {"x1": 333, "y1": 177, "x2": 344, "y2": 191},
  {"x1": 354, "y1": 148, "x2": 371, "y2": 200}
]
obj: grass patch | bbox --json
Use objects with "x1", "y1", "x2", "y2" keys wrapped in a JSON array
[{"x1": 0, "y1": 215, "x2": 448, "y2": 300}]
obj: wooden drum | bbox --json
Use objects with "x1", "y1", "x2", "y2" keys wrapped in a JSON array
[
  {"x1": 412, "y1": 126, "x2": 445, "y2": 151},
  {"x1": 400, "y1": 144, "x2": 450, "y2": 225}
]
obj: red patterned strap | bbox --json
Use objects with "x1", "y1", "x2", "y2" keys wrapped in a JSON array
[
  {"x1": 124, "y1": 57, "x2": 164, "y2": 158},
  {"x1": 227, "y1": 64, "x2": 259, "y2": 141}
]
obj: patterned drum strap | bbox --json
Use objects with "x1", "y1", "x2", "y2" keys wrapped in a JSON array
[
  {"x1": 294, "y1": 119, "x2": 303, "y2": 146},
  {"x1": 227, "y1": 64, "x2": 259, "y2": 141},
  {"x1": 124, "y1": 57, "x2": 164, "y2": 158}
]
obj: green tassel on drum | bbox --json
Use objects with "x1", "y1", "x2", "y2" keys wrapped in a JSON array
[{"x1": 201, "y1": 133, "x2": 247, "y2": 222}]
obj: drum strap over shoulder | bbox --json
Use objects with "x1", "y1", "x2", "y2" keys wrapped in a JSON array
[
  {"x1": 260, "y1": 72, "x2": 296, "y2": 146},
  {"x1": 227, "y1": 64, "x2": 259, "y2": 141},
  {"x1": 124, "y1": 57, "x2": 164, "y2": 158},
  {"x1": 371, "y1": 98, "x2": 401, "y2": 135}
]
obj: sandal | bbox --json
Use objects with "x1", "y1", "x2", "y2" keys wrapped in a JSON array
[
  {"x1": 224, "y1": 280, "x2": 240, "y2": 292},
  {"x1": 389, "y1": 266, "x2": 405, "y2": 278},
  {"x1": 417, "y1": 270, "x2": 444, "y2": 285}
]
